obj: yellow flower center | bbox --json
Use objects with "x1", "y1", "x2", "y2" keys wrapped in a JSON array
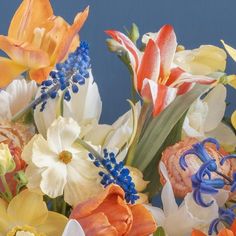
[
  {"x1": 59, "y1": 150, "x2": 73, "y2": 164},
  {"x1": 7, "y1": 225, "x2": 45, "y2": 236}
]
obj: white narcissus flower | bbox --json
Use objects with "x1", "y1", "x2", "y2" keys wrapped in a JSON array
[
  {"x1": 183, "y1": 84, "x2": 236, "y2": 151},
  {"x1": 145, "y1": 162, "x2": 227, "y2": 236},
  {"x1": 22, "y1": 116, "x2": 103, "y2": 206},
  {"x1": 62, "y1": 220, "x2": 85, "y2": 236},
  {"x1": 34, "y1": 72, "x2": 102, "y2": 138},
  {"x1": 0, "y1": 78, "x2": 37, "y2": 119}
]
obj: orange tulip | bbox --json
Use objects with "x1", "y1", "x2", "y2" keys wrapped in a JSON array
[
  {"x1": 192, "y1": 219, "x2": 236, "y2": 236},
  {"x1": 0, "y1": 0, "x2": 89, "y2": 87},
  {"x1": 70, "y1": 184, "x2": 157, "y2": 236}
]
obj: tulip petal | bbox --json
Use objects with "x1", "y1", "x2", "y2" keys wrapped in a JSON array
[
  {"x1": 221, "y1": 40, "x2": 236, "y2": 61},
  {"x1": 218, "y1": 229, "x2": 234, "y2": 236},
  {"x1": 8, "y1": 0, "x2": 53, "y2": 41},
  {"x1": 191, "y1": 229, "x2": 206, "y2": 236},
  {"x1": 0, "y1": 36, "x2": 50, "y2": 69},
  {"x1": 7, "y1": 189, "x2": 48, "y2": 226},
  {"x1": 0, "y1": 198, "x2": 9, "y2": 232},
  {"x1": 57, "y1": 7, "x2": 90, "y2": 62},
  {"x1": 155, "y1": 24, "x2": 177, "y2": 80},
  {"x1": 0, "y1": 57, "x2": 27, "y2": 88},
  {"x1": 137, "y1": 39, "x2": 160, "y2": 92},
  {"x1": 29, "y1": 66, "x2": 53, "y2": 84},
  {"x1": 128, "y1": 204, "x2": 157, "y2": 236}
]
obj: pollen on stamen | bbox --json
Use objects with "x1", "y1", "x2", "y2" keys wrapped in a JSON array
[{"x1": 59, "y1": 150, "x2": 73, "y2": 164}]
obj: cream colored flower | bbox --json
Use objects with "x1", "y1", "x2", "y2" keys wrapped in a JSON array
[
  {"x1": 22, "y1": 116, "x2": 103, "y2": 206},
  {"x1": 34, "y1": 72, "x2": 102, "y2": 138},
  {"x1": 174, "y1": 45, "x2": 227, "y2": 75},
  {"x1": 0, "y1": 78, "x2": 37, "y2": 120},
  {"x1": 0, "y1": 143, "x2": 15, "y2": 176},
  {"x1": 0, "y1": 189, "x2": 68, "y2": 236},
  {"x1": 183, "y1": 84, "x2": 236, "y2": 151}
]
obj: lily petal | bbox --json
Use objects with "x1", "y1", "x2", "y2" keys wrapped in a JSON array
[
  {"x1": 137, "y1": 39, "x2": 160, "y2": 92},
  {"x1": 155, "y1": 24, "x2": 177, "y2": 79},
  {"x1": 0, "y1": 36, "x2": 50, "y2": 69},
  {"x1": 8, "y1": 0, "x2": 53, "y2": 41},
  {"x1": 0, "y1": 57, "x2": 27, "y2": 87}
]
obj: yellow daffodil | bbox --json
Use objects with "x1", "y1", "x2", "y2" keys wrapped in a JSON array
[
  {"x1": 0, "y1": 0, "x2": 89, "y2": 87},
  {"x1": 0, "y1": 189, "x2": 68, "y2": 236}
]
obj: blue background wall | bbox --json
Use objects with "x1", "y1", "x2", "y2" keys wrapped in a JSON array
[{"x1": 1, "y1": 0, "x2": 236, "y2": 123}]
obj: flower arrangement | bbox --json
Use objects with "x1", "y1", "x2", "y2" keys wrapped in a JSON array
[{"x1": 0, "y1": 1, "x2": 236, "y2": 236}]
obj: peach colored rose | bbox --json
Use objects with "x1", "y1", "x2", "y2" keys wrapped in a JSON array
[
  {"x1": 70, "y1": 184, "x2": 157, "y2": 236},
  {"x1": 160, "y1": 138, "x2": 234, "y2": 198}
]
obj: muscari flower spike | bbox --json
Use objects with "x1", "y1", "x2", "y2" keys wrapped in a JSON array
[
  {"x1": 36, "y1": 42, "x2": 90, "y2": 111},
  {"x1": 209, "y1": 206, "x2": 236, "y2": 235},
  {"x1": 88, "y1": 149, "x2": 139, "y2": 204}
]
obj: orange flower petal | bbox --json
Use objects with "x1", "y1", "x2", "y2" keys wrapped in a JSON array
[
  {"x1": 230, "y1": 219, "x2": 236, "y2": 233},
  {"x1": 137, "y1": 39, "x2": 160, "y2": 92},
  {"x1": 29, "y1": 67, "x2": 53, "y2": 84},
  {"x1": 8, "y1": 0, "x2": 53, "y2": 41},
  {"x1": 191, "y1": 229, "x2": 206, "y2": 236},
  {"x1": 218, "y1": 229, "x2": 234, "y2": 236},
  {"x1": 0, "y1": 57, "x2": 27, "y2": 87},
  {"x1": 56, "y1": 7, "x2": 89, "y2": 62},
  {"x1": 78, "y1": 212, "x2": 118, "y2": 236},
  {"x1": 0, "y1": 36, "x2": 50, "y2": 69},
  {"x1": 155, "y1": 24, "x2": 177, "y2": 80},
  {"x1": 127, "y1": 204, "x2": 157, "y2": 236}
]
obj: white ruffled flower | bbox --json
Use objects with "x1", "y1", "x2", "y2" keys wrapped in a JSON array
[
  {"x1": 22, "y1": 116, "x2": 103, "y2": 206},
  {"x1": 34, "y1": 72, "x2": 102, "y2": 138},
  {"x1": 0, "y1": 77, "x2": 37, "y2": 119},
  {"x1": 62, "y1": 220, "x2": 85, "y2": 236},
  {"x1": 183, "y1": 84, "x2": 236, "y2": 151},
  {"x1": 145, "y1": 162, "x2": 228, "y2": 236}
]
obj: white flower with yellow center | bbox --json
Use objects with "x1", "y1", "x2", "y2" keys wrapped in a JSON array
[{"x1": 22, "y1": 116, "x2": 103, "y2": 206}]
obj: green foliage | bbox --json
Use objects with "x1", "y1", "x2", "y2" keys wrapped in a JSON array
[{"x1": 153, "y1": 227, "x2": 166, "y2": 236}]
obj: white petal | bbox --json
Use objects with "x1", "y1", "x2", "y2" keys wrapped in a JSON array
[
  {"x1": 159, "y1": 162, "x2": 178, "y2": 216},
  {"x1": 6, "y1": 78, "x2": 37, "y2": 116},
  {"x1": 0, "y1": 90, "x2": 11, "y2": 119},
  {"x1": 34, "y1": 90, "x2": 58, "y2": 138},
  {"x1": 213, "y1": 189, "x2": 229, "y2": 207},
  {"x1": 64, "y1": 152, "x2": 102, "y2": 206},
  {"x1": 47, "y1": 117, "x2": 80, "y2": 153},
  {"x1": 144, "y1": 204, "x2": 165, "y2": 226},
  {"x1": 203, "y1": 84, "x2": 226, "y2": 132},
  {"x1": 206, "y1": 122, "x2": 236, "y2": 151},
  {"x1": 62, "y1": 220, "x2": 85, "y2": 236},
  {"x1": 63, "y1": 72, "x2": 102, "y2": 124},
  {"x1": 40, "y1": 163, "x2": 67, "y2": 198}
]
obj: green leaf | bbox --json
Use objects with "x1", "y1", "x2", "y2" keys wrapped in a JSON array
[
  {"x1": 144, "y1": 113, "x2": 186, "y2": 198},
  {"x1": 153, "y1": 227, "x2": 166, "y2": 236},
  {"x1": 132, "y1": 84, "x2": 210, "y2": 171}
]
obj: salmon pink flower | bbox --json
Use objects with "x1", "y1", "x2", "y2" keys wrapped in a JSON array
[
  {"x1": 106, "y1": 25, "x2": 215, "y2": 116},
  {"x1": 70, "y1": 184, "x2": 157, "y2": 236},
  {"x1": 0, "y1": 0, "x2": 89, "y2": 87}
]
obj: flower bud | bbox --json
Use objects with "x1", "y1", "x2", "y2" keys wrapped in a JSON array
[
  {"x1": 128, "y1": 23, "x2": 140, "y2": 44},
  {"x1": 0, "y1": 143, "x2": 15, "y2": 176}
]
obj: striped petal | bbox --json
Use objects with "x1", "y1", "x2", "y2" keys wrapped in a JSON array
[
  {"x1": 0, "y1": 36, "x2": 50, "y2": 69},
  {"x1": 56, "y1": 7, "x2": 90, "y2": 62},
  {"x1": 8, "y1": 0, "x2": 53, "y2": 41},
  {"x1": 0, "y1": 57, "x2": 27, "y2": 88},
  {"x1": 137, "y1": 39, "x2": 160, "y2": 92},
  {"x1": 141, "y1": 79, "x2": 177, "y2": 116},
  {"x1": 105, "y1": 30, "x2": 141, "y2": 77},
  {"x1": 155, "y1": 24, "x2": 177, "y2": 80}
]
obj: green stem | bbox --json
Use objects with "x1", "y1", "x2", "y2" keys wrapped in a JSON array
[
  {"x1": 126, "y1": 102, "x2": 150, "y2": 165},
  {"x1": 1, "y1": 175, "x2": 13, "y2": 201}
]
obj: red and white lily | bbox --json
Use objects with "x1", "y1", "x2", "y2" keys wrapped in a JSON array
[{"x1": 106, "y1": 25, "x2": 215, "y2": 116}]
